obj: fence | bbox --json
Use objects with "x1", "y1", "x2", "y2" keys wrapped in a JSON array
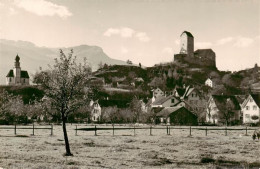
[
  {"x1": 0, "y1": 124, "x2": 53, "y2": 136},
  {"x1": 75, "y1": 125, "x2": 257, "y2": 137}
]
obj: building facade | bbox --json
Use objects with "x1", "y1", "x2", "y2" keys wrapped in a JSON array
[
  {"x1": 205, "y1": 78, "x2": 213, "y2": 88},
  {"x1": 90, "y1": 100, "x2": 102, "y2": 122},
  {"x1": 6, "y1": 55, "x2": 29, "y2": 85},
  {"x1": 241, "y1": 94, "x2": 260, "y2": 124}
]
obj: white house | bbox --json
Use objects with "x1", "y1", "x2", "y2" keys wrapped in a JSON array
[
  {"x1": 241, "y1": 94, "x2": 260, "y2": 124},
  {"x1": 152, "y1": 87, "x2": 164, "y2": 98},
  {"x1": 205, "y1": 78, "x2": 213, "y2": 88},
  {"x1": 6, "y1": 55, "x2": 30, "y2": 85},
  {"x1": 206, "y1": 95, "x2": 241, "y2": 124},
  {"x1": 90, "y1": 100, "x2": 101, "y2": 122}
]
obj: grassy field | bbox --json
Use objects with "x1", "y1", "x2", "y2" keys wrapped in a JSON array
[{"x1": 0, "y1": 124, "x2": 260, "y2": 169}]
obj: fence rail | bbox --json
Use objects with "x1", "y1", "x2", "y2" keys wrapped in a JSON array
[
  {"x1": 0, "y1": 124, "x2": 53, "y2": 135},
  {"x1": 75, "y1": 125, "x2": 257, "y2": 137}
]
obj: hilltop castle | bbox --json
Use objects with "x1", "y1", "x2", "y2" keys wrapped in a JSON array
[
  {"x1": 6, "y1": 55, "x2": 30, "y2": 85},
  {"x1": 174, "y1": 31, "x2": 216, "y2": 67}
]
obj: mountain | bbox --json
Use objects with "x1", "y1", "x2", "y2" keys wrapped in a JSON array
[{"x1": 0, "y1": 39, "x2": 126, "y2": 84}]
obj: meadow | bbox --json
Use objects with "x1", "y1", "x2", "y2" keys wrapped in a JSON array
[{"x1": 0, "y1": 124, "x2": 260, "y2": 169}]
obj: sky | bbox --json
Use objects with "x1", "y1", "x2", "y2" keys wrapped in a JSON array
[{"x1": 0, "y1": 0, "x2": 259, "y2": 71}]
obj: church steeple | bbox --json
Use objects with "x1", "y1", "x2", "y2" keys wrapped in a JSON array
[{"x1": 15, "y1": 54, "x2": 20, "y2": 68}]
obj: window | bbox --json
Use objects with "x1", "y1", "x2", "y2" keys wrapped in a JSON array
[
  {"x1": 250, "y1": 98, "x2": 253, "y2": 102},
  {"x1": 253, "y1": 106, "x2": 257, "y2": 110},
  {"x1": 171, "y1": 99, "x2": 175, "y2": 103},
  {"x1": 245, "y1": 114, "x2": 250, "y2": 119},
  {"x1": 246, "y1": 106, "x2": 250, "y2": 110},
  {"x1": 9, "y1": 78, "x2": 11, "y2": 82}
]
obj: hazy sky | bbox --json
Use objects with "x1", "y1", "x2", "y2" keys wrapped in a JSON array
[{"x1": 0, "y1": 0, "x2": 259, "y2": 71}]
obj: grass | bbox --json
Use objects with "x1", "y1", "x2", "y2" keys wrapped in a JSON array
[{"x1": 0, "y1": 124, "x2": 259, "y2": 168}]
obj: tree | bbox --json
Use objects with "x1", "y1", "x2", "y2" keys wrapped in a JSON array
[
  {"x1": 129, "y1": 97, "x2": 143, "y2": 123},
  {"x1": 34, "y1": 49, "x2": 91, "y2": 156},
  {"x1": 218, "y1": 98, "x2": 236, "y2": 126}
]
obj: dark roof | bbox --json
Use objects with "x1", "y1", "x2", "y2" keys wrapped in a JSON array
[
  {"x1": 181, "y1": 31, "x2": 193, "y2": 37},
  {"x1": 21, "y1": 71, "x2": 29, "y2": 78},
  {"x1": 176, "y1": 88, "x2": 186, "y2": 97},
  {"x1": 6, "y1": 70, "x2": 14, "y2": 77},
  {"x1": 156, "y1": 106, "x2": 197, "y2": 117},
  {"x1": 6, "y1": 70, "x2": 29, "y2": 78},
  {"x1": 234, "y1": 95, "x2": 247, "y2": 104},
  {"x1": 212, "y1": 95, "x2": 241, "y2": 111},
  {"x1": 156, "y1": 107, "x2": 182, "y2": 117},
  {"x1": 251, "y1": 94, "x2": 260, "y2": 108},
  {"x1": 194, "y1": 49, "x2": 215, "y2": 55}
]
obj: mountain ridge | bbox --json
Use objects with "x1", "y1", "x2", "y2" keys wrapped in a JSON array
[{"x1": 0, "y1": 39, "x2": 126, "y2": 84}]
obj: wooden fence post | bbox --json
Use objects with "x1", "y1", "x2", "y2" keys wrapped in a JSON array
[
  {"x1": 51, "y1": 124, "x2": 53, "y2": 136},
  {"x1": 245, "y1": 127, "x2": 248, "y2": 136},
  {"x1": 169, "y1": 126, "x2": 171, "y2": 135},
  {"x1": 189, "y1": 126, "x2": 192, "y2": 136},
  {"x1": 205, "y1": 127, "x2": 207, "y2": 136},
  {"x1": 95, "y1": 125, "x2": 97, "y2": 136},
  {"x1": 112, "y1": 124, "x2": 114, "y2": 136},
  {"x1": 166, "y1": 126, "x2": 168, "y2": 135},
  {"x1": 150, "y1": 126, "x2": 152, "y2": 136},
  {"x1": 134, "y1": 125, "x2": 135, "y2": 136},
  {"x1": 14, "y1": 124, "x2": 16, "y2": 135},
  {"x1": 75, "y1": 125, "x2": 77, "y2": 136},
  {"x1": 32, "y1": 123, "x2": 34, "y2": 135},
  {"x1": 225, "y1": 127, "x2": 227, "y2": 136}
]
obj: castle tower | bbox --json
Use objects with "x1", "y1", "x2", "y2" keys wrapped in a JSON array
[{"x1": 179, "y1": 31, "x2": 194, "y2": 57}]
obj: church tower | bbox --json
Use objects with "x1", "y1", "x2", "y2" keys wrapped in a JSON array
[
  {"x1": 179, "y1": 31, "x2": 194, "y2": 58},
  {"x1": 6, "y1": 54, "x2": 30, "y2": 85},
  {"x1": 14, "y1": 54, "x2": 21, "y2": 83}
]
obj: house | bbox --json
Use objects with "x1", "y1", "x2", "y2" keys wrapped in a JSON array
[
  {"x1": 6, "y1": 55, "x2": 29, "y2": 85},
  {"x1": 156, "y1": 106, "x2": 198, "y2": 125},
  {"x1": 182, "y1": 86, "x2": 206, "y2": 114},
  {"x1": 90, "y1": 100, "x2": 101, "y2": 122},
  {"x1": 241, "y1": 94, "x2": 260, "y2": 124},
  {"x1": 152, "y1": 87, "x2": 164, "y2": 98},
  {"x1": 151, "y1": 95, "x2": 181, "y2": 108},
  {"x1": 205, "y1": 78, "x2": 213, "y2": 88},
  {"x1": 206, "y1": 95, "x2": 241, "y2": 124}
]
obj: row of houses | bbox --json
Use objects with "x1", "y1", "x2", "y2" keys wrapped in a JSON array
[
  {"x1": 89, "y1": 85, "x2": 259, "y2": 125},
  {"x1": 145, "y1": 86, "x2": 260, "y2": 125}
]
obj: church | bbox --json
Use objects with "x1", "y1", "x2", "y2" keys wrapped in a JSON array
[{"x1": 6, "y1": 55, "x2": 30, "y2": 85}]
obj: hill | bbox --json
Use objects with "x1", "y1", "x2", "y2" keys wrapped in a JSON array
[{"x1": 0, "y1": 39, "x2": 126, "y2": 84}]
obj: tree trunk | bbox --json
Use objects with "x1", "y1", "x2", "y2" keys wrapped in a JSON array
[{"x1": 62, "y1": 114, "x2": 73, "y2": 156}]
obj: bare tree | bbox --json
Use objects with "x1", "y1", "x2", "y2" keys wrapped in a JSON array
[{"x1": 34, "y1": 49, "x2": 91, "y2": 156}]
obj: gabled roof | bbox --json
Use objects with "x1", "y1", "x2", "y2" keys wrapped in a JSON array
[
  {"x1": 21, "y1": 71, "x2": 29, "y2": 78},
  {"x1": 6, "y1": 70, "x2": 14, "y2": 77},
  {"x1": 234, "y1": 95, "x2": 247, "y2": 105},
  {"x1": 176, "y1": 88, "x2": 186, "y2": 97},
  {"x1": 251, "y1": 94, "x2": 260, "y2": 108},
  {"x1": 156, "y1": 107, "x2": 182, "y2": 117},
  {"x1": 181, "y1": 31, "x2": 193, "y2": 38},
  {"x1": 212, "y1": 95, "x2": 241, "y2": 111},
  {"x1": 156, "y1": 106, "x2": 197, "y2": 117},
  {"x1": 152, "y1": 95, "x2": 180, "y2": 106},
  {"x1": 6, "y1": 70, "x2": 29, "y2": 78}
]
